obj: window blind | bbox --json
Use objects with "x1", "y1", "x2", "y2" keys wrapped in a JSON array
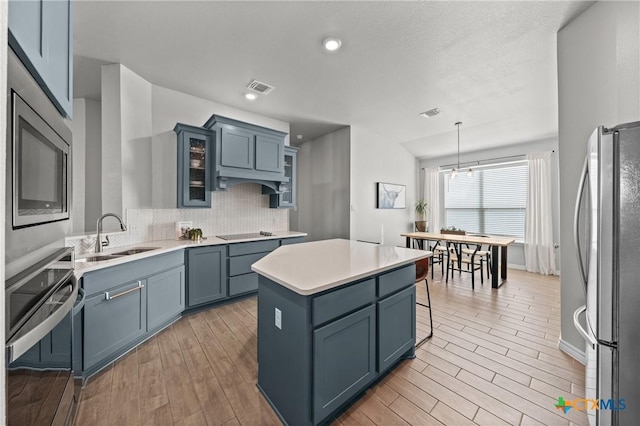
[{"x1": 444, "y1": 161, "x2": 528, "y2": 239}]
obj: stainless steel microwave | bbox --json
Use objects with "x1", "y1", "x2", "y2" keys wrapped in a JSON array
[{"x1": 12, "y1": 91, "x2": 70, "y2": 228}]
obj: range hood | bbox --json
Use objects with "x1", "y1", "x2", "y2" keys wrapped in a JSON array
[{"x1": 203, "y1": 115, "x2": 289, "y2": 193}]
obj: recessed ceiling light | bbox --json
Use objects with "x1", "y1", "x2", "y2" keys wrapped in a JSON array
[
  {"x1": 245, "y1": 93, "x2": 257, "y2": 101},
  {"x1": 297, "y1": 135, "x2": 303, "y2": 140},
  {"x1": 322, "y1": 37, "x2": 342, "y2": 52}
]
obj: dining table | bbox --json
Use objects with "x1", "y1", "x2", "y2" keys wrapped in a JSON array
[{"x1": 401, "y1": 232, "x2": 515, "y2": 288}]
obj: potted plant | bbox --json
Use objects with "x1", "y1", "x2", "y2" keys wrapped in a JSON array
[
  {"x1": 188, "y1": 228, "x2": 203, "y2": 241},
  {"x1": 415, "y1": 199, "x2": 429, "y2": 232},
  {"x1": 440, "y1": 225, "x2": 466, "y2": 235}
]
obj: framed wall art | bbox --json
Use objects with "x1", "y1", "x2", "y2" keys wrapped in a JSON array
[{"x1": 376, "y1": 182, "x2": 406, "y2": 209}]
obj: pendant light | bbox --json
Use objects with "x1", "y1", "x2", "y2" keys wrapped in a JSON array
[
  {"x1": 450, "y1": 121, "x2": 473, "y2": 180},
  {"x1": 450, "y1": 122, "x2": 462, "y2": 179}
]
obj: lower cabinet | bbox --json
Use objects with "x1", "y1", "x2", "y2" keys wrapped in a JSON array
[
  {"x1": 377, "y1": 285, "x2": 416, "y2": 372},
  {"x1": 84, "y1": 280, "x2": 147, "y2": 370},
  {"x1": 147, "y1": 266, "x2": 185, "y2": 330},
  {"x1": 313, "y1": 305, "x2": 376, "y2": 423},
  {"x1": 187, "y1": 246, "x2": 227, "y2": 307}
]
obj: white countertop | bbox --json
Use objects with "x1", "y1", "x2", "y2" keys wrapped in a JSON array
[
  {"x1": 73, "y1": 231, "x2": 306, "y2": 278},
  {"x1": 251, "y1": 239, "x2": 432, "y2": 295}
]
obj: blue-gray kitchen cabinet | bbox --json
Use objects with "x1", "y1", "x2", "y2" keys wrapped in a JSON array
[
  {"x1": 267, "y1": 145, "x2": 298, "y2": 208},
  {"x1": 8, "y1": 0, "x2": 73, "y2": 117},
  {"x1": 147, "y1": 266, "x2": 185, "y2": 331},
  {"x1": 312, "y1": 305, "x2": 376, "y2": 423},
  {"x1": 186, "y1": 246, "x2": 227, "y2": 307},
  {"x1": 377, "y1": 285, "x2": 416, "y2": 373},
  {"x1": 203, "y1": 115, "x2": 288, "y2": 191},
  {"x1": 174, "y1": 124, "x2": 214, "y2": 208},
  {"x1": 83, "y1": 279, "x2": 147, "y2": 371}
]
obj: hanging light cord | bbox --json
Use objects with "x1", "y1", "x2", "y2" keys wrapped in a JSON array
[{"x1": 455, "y1": 121, "x2": 461, "y2": 169}]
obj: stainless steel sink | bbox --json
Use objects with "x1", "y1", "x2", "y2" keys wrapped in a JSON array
[
  {"x1": 112, "y1": 247, "x2": 160, "y2": 256},
  {"x1": 76, "y1": 255, "x2": 124, "y2": 263}
]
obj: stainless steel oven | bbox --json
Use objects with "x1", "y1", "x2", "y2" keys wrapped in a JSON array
[
  {"x1": 5, "y1": 247, "x2": 80, "y2": 425},
  {"x1": 11, "y1": 90, "x2": 70, "y2": 229}
]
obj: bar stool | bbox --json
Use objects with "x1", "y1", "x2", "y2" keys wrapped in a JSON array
[{"x1": 415, "y1": 257, "x2": 433, "y2": 348}]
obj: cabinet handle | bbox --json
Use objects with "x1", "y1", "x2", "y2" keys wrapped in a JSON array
[{"x1": 105, "y1": 281, "x2": 144, "y2": 301}]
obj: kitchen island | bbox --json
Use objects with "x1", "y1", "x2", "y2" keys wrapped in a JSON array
[{"x1": 252, "y1": 239, "x2": 429, "y2": 425}]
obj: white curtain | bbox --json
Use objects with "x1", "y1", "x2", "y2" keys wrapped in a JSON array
[
  {"x1": 423, "y1": 168, "x2": 440, "y2": 232},
  {"x1": 525, "y1": 152, "x2": 557, "y2": 275}
]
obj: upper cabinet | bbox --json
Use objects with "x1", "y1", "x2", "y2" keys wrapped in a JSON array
[
  {"x1": 203, "y1": 115, "x2": 288, "y2": 192},
  {"x1": 8, "y1": 0, "x2": 73, "y2": 118},
  {"x1": 174, "y1": 124, "x2": 214, "y2": 208},
  {"x1": 266, "y1": 146, "x2": 298, "y2": 208}
]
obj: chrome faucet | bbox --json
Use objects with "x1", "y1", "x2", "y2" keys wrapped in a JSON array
[{"x1": 95, "y1": 213, "x2": 127, "y2": 253}]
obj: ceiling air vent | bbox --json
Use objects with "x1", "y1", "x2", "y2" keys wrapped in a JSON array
[
  {"x1": 247, "y1": 80, "x2": 275, "y2": 95},
  {"x1": 419, "y1": 107, "x2": 440, "y2": 118}
]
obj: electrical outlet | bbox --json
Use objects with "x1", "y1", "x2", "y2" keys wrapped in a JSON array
[{"x1": 275, "y1": 308, "x2": 282, "y2": 330}]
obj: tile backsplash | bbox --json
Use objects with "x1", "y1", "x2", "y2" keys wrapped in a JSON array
[{"x1": 66, "y1": 184, "x2": 289, "y2": 255}]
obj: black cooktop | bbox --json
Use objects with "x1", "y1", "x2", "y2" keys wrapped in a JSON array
[{"x1": 216, "y1": 231, "x2": 274, "y2": 240}]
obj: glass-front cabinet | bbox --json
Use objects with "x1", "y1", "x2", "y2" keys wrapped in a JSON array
[
  {"x1": 269, "y1": 146, "x2": 298, "y2": 208},
  {"x1": 174, "y1": 124, "x2": 213, "y2": 208}
]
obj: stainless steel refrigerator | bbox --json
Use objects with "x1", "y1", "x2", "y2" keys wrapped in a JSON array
[{"x1": 573, "y1": 121, "x2": 640, "y2": 426}]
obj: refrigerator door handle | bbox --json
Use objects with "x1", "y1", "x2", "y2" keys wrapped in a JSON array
[
  {"x1": 573, "y1": 156, "x2": 589, "y2": 293},
  {"x1": 573, "y1": 305, "x2": 597, "y2": 349}
]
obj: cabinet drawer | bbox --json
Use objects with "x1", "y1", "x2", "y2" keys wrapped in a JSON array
[
  {"x1": 82, "y1": 251, "x2": 184, "y2": 297},
  {"x1": 228, "y1": 252, "x2": 269, "y2": 276},
  {"x1": 377, "y1": 264, "x2": 415, "y2": 298},
  {"x1": 312, "y1": 279, "x2": 375, "y2": 327},
  {"x1": 228, "y1": 240, "x2": 279, "y2": 256},
  {"x1": 280, "y1": 237, "x2": 305, "y2": 246},
  {"x1": 229, "y1": 273, "x2": 258, "y2": 296},
  {"x1": 378, "y1": 285, "x2": 416, "y2": 373}
]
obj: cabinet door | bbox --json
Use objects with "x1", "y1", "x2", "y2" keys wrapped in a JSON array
[
  {"x1": 8, "y1": 0, "x2": 73, "y2": 118},
  {"x1": 313, "y1": 305, "x2": 376, "y2": 423},
  {"x1": 42, "y1": 0, "x2": 72, "y2": 116},
  {"x1": 84, "y1": 280, "x2": 147, "y2": 370},
  {"x1": 220, "y1": 127, "x2": 254, "y2": 169},
  {"x1": 377, "y1": 285, "x2": 416, "y2": 373},
  {"x1": 255, "y1": 133, "x2": 283, "y2": 173},
  {"x1": 270, "y1": 146, "x2": 297, "y2": 208},
  {"x1": 177, "y1": 128, "x2": 212, "y2": 208},
  {"x1": 40, "y1": 312, "x2": 72, "y2": 367},
  {"x1": 187, "y1": 246, "x2": 227, "y2": 307},
  {"x1": 147, "y1": 266, "x2": 185, "y2": 331}
]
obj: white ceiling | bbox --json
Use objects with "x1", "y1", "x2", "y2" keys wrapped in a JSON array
[{"x1": 73, "y1": 1, "x2": 593, "y2": 159}]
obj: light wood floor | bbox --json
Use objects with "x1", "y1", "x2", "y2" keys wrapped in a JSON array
[{"x1": 75, "y1": 269, "x2": 587, "y2": 426}]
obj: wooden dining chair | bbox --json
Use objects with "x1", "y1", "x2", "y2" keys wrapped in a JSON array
[
  {"x1": 415, "y1": 257, "x2": 433, "y2": 347},
  {"x1": 461, "y1": 245, "x2": 491, "y2": 279},
  {"x1": 445, "y1": 242, "x2": 484, "y2": 289},
  {"x1": 429, "y1": 241, "x2": 447, "y2": 278}
]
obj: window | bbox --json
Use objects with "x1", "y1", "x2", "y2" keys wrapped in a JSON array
[{"x1": 444, "y1": 161, "x2": 528, "y2": 239}]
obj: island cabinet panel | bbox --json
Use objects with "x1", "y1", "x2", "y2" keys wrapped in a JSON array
[
  {"x1": 187, "y1": 246, "x2": 227, "y2": 307},
  {"x1": 257, "y1": 263, "x2": 416, "y2": 426},
  {"x1": 147, "y1": 266, "x2": 185, "y2": 331},
  {"x1": 312, "y1": 305, "x2": 376, "y2": 423},
  {"x1": 377, "y1": 285, "x2": 416, "y2": 372},
  {"x1": 84, "y1": 280, "x2": 147, "y2": 370}
]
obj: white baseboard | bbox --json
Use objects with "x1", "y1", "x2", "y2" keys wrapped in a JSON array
[
  {"x1": 558, "y1": 338, "x2": 586, "y2": 365},
  {"x1": 507, "y1": 263, "x2": 526, "y2": 271}
]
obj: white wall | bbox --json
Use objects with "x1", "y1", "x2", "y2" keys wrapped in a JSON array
[
  {"x1": 419, "y1": 137, "x2": 561, "y2": 270},
  {"x1": 101, "y1": 64, "x2": 123, "y2": 218},
  {"x1": 1, "y1": 2, "x2": 8, "y2": 420},
  {"x1": 71, "y1": 98, "x2": 102, "y2": 232},
  {"x1": 557, "y1": 1, "x2": 640, "y2": 354},
  {"x1": 291, "y1": 127, "x2": 350, "y2": 241},
  {"x1": 350, "y1": 126, "x2": 419, "y2": 247}
]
